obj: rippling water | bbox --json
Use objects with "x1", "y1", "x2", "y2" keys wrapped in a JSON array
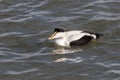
[{"x1": 0, "y1": 0, "x2": 120, "y2": 80}]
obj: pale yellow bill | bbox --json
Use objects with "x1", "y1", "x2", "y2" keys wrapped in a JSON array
[{"x1": 48, "y1": 32, "x2": 57, "y2": 40}]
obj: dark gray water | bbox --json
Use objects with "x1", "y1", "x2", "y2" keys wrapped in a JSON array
[{"x1": 0, "y1": 0, "x2": 120, "y2": 80}]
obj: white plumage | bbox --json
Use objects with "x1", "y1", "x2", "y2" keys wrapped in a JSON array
[{"x1": 48, "y1": 28, "x2": 103, "y2": 47}]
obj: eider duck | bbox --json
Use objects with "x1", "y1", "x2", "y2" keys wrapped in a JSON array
[{"x1": 48, "y1": 28, "x2": 103, "y2": 47}]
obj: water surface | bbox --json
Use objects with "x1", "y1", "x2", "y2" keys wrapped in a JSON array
[{"x1": 0, "y1": 0, "x2": 120, "y2": 80}]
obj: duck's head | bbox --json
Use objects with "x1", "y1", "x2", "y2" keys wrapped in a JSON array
[{"x1": 48, "y1": 28, "x2": 65, "y2": 40}]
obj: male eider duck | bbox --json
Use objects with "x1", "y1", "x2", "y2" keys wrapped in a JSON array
[{"x1": 48, "y1": 28, "x2": 103, "y2": 47}]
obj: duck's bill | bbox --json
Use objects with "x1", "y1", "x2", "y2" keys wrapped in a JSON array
[{"x1": 48, "y1": 32, "x2": 57, "y2": 40}]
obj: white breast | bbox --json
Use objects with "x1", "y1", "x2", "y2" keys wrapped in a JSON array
[{"x1": 55, "y1": 38, "x2": 68, "y2": 47}]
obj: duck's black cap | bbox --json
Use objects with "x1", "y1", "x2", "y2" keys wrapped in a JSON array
[{"x1": 54, "y1": 28, "x2": 64, "y2": 32}]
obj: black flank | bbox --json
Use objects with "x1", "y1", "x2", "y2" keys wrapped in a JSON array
[{"x1": 70, "y1": 36, "x2": 93, "y2": 46}]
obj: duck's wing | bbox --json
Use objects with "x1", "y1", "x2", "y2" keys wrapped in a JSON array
[
  {"x1": 66, "y1": 31, "x2": 103, "y2": 46},
  {"x1": 67, "y1": 31, "x2": 91, "y2": 43}
]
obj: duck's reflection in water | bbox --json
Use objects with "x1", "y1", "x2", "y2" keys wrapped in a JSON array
[
  {"x1": 54, "y1": 57, "x2": 84, "y2": 63},
  {"x1": 53, "y1": 48, "x2": 82, "y2": 54},
  {"x1": 52, "y1": 48, "x2": 83, "y2": 63}
]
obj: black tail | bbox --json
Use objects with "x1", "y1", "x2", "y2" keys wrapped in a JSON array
[
  {"x1": 95, "y1": 33, "x2": 104, "y2": 39},
  {"x1": 83, "y1": 31, "x2": 104, "y2": 39}
]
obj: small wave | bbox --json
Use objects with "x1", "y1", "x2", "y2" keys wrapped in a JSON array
[
  {"x1": 0, "y1": 7, "x2": 14, "y2": 13},
  {"x1": 18, "y1": 33, "x2": 42, "y2": 37},
  {"x1": 92, "y1": 0, "x2": 120, "y2": 4},
  {"x1": 0, "y1": 32, "x2": 23, "y2": 37},
  {"x1": 49, "y1": 16, "x2": 80, "y2": 22},
  {"x1": 96, "y1": 62, "x2": 111, "y2": 68},
  {"x1": 13, "y1": 47, "x2": 48, "y2": 60},
  {"x1": 0, "y1": 47, "x2": 11, "y2": 51},
  {"x1": 108, "y1": 63, "x2": 120, "y2": 67},
  {"x1": 5, "y1": 69, "x2": 39, "y2": 75},
  {"x1": 10, "y1": 2, "x2": 32, "y2": 8},
  {"x1": 0, "y1": 16, "x2": 33, "y2": 22},
  {"x1": 28, "y1": 0, "x2": 49, "y2": 8},
  {"x1": 106, "y1": 70, "x2": 120, "y2": 75},
  {"x1": 85, "y1": 0, "x2": 120, "y2": 7},
  {"x1": 0, "y1": 59, "x2": 16, "y2": 62},
  {"x1": 28, "y1": 11, "x2": 52, "y2": 16},
  {"x1": 96, "y1": 62, "x2": 120, "y2": 69},
  {"x1": 90, "y1": 12, "x2": 120, "y2": 21}
]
